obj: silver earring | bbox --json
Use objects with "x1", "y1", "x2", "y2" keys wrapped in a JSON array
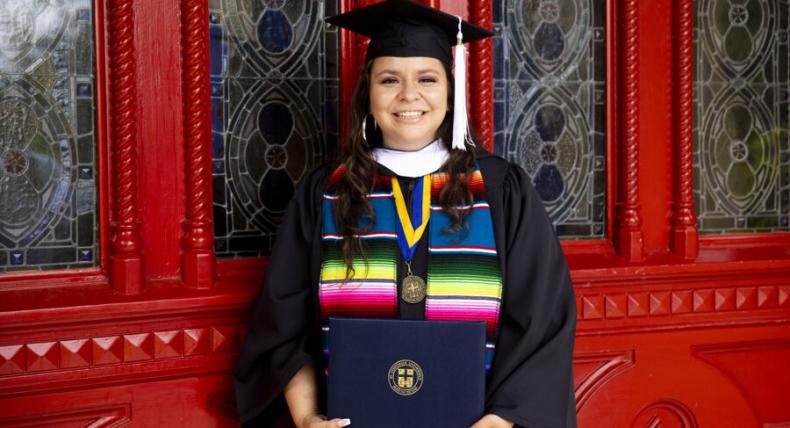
[{"x1": 361, "y1": 114, "x2": 368, "y2": 143}]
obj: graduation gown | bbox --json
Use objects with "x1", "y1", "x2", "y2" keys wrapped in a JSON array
[{"x1": 233, "y1": 151, "x2": 577, "y2": 428}]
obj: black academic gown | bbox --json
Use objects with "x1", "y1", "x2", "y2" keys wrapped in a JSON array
[{"x1": 233, "y1": 151, "x2": 578, "y2": 428}]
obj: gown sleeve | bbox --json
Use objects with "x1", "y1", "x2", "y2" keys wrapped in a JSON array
[
  {"x1": 485, "y1": 162, "x2": 578, "y2": 428},
  {"x1": 233, "y1": 166, "x2": 329, "y2": 426}
]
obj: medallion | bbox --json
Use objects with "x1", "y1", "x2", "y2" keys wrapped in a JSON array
[{"x1": 401, "y1": 274, "x2": 427, "y2": 304}]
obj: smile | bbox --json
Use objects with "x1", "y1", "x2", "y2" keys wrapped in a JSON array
[{"x1": 394, "y1": 111, "x2": 426, "y2": 118}]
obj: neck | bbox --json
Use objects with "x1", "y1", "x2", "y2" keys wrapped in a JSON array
[{"x1": 382, "y1": 139, "x2": 436, "y2": 152}]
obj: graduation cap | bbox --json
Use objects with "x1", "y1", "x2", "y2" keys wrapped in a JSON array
[{"x1": 327, "y1": 0, "x2": 493, "y2": 151}]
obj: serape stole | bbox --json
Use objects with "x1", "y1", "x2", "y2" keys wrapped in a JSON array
[{"x1": 318, "y1": 165, "x2": 503, "y2": 371}]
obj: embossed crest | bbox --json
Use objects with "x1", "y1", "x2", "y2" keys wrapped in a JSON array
[{"x1": 387, "y1": 359, "x2": 424, "y2": 396}]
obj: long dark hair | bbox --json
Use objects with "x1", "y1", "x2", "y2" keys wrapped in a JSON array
[{"x1": 333, "y1": 61, "x2": 477, "y2": 276}]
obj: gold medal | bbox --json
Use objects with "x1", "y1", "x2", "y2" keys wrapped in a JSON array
[
  {"x1": 402, "y1": 274, "x2": 427, "y2": 304},
  {"x1": 401, "y1": 261, "x2": 426, "y2": 303}
]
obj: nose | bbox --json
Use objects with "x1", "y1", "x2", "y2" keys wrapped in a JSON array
[{"x1": 398, "y1": 79, "x2": 419, "y2": 101}]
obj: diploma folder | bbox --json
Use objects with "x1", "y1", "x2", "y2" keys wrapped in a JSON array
[{"x1": 327, "y1": 318, "x2": 486, "y2": 427}]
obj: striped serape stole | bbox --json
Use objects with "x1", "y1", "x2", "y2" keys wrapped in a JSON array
[
  {"x1": 318, "y1": 166, "x2": 503, "y2": 371},
  {"x1": 426, "y1": 170, "x2": 503, "y2": 371}
]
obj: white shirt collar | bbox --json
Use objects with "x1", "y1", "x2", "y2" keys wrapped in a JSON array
[{"x1": 372, "y1": 140, "x2": 449, "y2": 177}]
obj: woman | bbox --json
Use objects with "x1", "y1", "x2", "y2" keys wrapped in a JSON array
[{"x1": 234, "y1": 1, "x2": 577, "y2": 427}]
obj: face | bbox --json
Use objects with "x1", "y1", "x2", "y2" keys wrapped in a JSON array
[{"x1": 369, "y1": 56, "x2": 449, "y2": 151}]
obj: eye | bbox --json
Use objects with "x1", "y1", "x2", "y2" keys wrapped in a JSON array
[
  {"x1": 380, "y1": 77, "x2": 398, "y2": 85},
  {"x1": 419, "y1": 77, "x2": 438, "y2": 84}
]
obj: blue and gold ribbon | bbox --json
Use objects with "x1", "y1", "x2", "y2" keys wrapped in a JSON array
[{"x1": 391, "y1": 175, "x2": 431, "y2": 262}]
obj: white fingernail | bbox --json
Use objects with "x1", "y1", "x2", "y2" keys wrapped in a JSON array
[{"x1": 338, "y1": 419, "x2": 351, "y2": 427}]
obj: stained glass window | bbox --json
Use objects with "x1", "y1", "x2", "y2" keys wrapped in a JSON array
[
  {"x1": 694, "y1": 0, "x2": 790, "y2": 233},
  {"x1": 209, "y1": 0, "x2": 338, "y2": 257},
  {"x1": 0, "y1": 0, "x2": 97, "y2": 272},
  {"x1": 493, "y1": 0, "x2": 606, "y2": 239}
]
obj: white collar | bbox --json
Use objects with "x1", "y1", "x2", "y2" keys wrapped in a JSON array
[{"x1": 372, "y1": 140, "x2": 449, "y2": 177}]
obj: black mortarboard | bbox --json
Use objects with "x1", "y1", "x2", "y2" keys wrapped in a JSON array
[
  {"x1": 326, "y1": 0, "x2": 493, "y2": 68},
  {"x1": 327, "y1": 0, "x2": 493, "y2": 151}
]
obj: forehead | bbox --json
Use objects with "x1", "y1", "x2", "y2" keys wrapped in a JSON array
[{"x1": 371, "y1": 56, "x2": 445, "y2": 74}]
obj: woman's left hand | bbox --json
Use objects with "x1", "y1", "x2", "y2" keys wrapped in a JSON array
[{"x1": 469, "y1": 414, "x2": 514, "y2": 428}]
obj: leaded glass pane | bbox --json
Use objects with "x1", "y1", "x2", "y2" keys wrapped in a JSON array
[
  {"x1": 209, "y1": 0, "x2": 338, "y2": 257},
  {"x1": 694, "y1": 0, "x2": 790, "y2": 233},
  {"x1": 0, "y1": 0, "x2": 97, "y2": 272},
  {"x1": 493, "y1": 0, "x2": 606, "y2": 239}
]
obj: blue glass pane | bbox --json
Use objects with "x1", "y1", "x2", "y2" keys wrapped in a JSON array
[
  {"x1": 258, "y1": 10, "x2": 293, "y2": 54},
  {"x1": 210, "y1": 0, "x2": 338, "y2": 257},
  {"x1": 535, "y1": 165, "x2": 565, "y2": 202},
  {"x1": 493, "y1": 0, "x2": 606, "y2": 239}
]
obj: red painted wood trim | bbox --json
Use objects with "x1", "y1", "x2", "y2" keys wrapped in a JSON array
[
  {"x1": 670, "y1": 0, "x2": 698, "y2": 259},
  {"x1": 108, "y1": 0, "x2": 143, "y2": 294},
  {"x1": 604, "y1": 0, "x2": 618, "y2": 244},
  {"x1": 180, "y1": 0, "x2": 215, "y2": 289},
  {"x1": 615, "y1": 0, "x2": 644, "y2": 261},
  {"x1": 468, "y1": 0, "x2": 494, "y2": 151},
  {"x1": 95, "y1": 0, "x2": 113, "y2": 277}
]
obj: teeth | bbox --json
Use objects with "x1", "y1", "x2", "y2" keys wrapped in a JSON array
[{"x1": 396, "y1": 111, "x2": 423, "y2": 118}]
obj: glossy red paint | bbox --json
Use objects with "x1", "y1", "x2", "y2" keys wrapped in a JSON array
[{"x1": 0, "y1": 0, "x2": 788, "y2": 427}]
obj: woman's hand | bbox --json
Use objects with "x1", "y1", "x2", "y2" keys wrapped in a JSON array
[
  {"x1": 469, "y1": 413, "x2": 514, "y2": 428},
  {"x1": 301, "y1": 414, "x2": 351, "y2": 428}
]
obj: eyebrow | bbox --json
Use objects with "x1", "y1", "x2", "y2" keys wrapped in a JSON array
[{"x1": 374, "y1": 69, "x2": 441, "y2": 77}]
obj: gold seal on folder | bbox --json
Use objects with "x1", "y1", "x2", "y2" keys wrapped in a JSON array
[{"x1": 388, "y1": 359, "x2": 424, "y2": 396}]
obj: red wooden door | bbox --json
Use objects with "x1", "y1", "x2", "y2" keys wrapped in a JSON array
[{"x1": 0, "y1": 0, "x2": 788, "y2": 427}]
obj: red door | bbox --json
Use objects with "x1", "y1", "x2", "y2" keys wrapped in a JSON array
[{"x1": 0, "y1": 0, "x2": 788, "y2": 427}]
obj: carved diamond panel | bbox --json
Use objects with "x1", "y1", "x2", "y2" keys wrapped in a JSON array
[
  {"x1": 758, "y1": 285, "x2": 778, "y2": 308},
  {"x1": 59, "y1": 339, "x2": 91, "y2": 368},
  {"x1": 715, "y1": 288, "x2": 737, "y2": 311},
  {"x1": 154, "y1": 330, "x2": 183, "y2": 359},
  {"x1": 649, "y1": 292, "x2": 671, "y2": 315},
  {"x1": 184, "y1": 328, "x2": 211, "y2": 356},
  {"x1": 25, "y1": 341, "x2": 58, "y2": 372},
  {"x1": 693, "y1": 289, "x2": 716, "y2": 312},
  {"x1": 0, "y1": 324, "x2": 245, "y2": 378},
  {"x1": 0, "y1": 345, "x2": 25, "y2": 375},
  {"x1": 671, "y1": 290, "x2": 693, "y2": 314},
  {"x1": 627, "y1": 293, "x2": 649, "y2": 317},
  {"x1": 736, "y1": 287, "x2": 757, "y2": 310},
  {"x1": 123, "y1": 333, "x2": 154, "y2": 362},
  {"x1": 91, "y1": 336, "x2": 122, "y2": 365},
  {"x1": 605, "y1": 294, "x2": 626, "y2": 318},
  {"x1": 577, "y1": 285, "x2": 787, "y2": 321},
  {"x1": 211, "y1": 325, "x2": 239, "y2": 353}
]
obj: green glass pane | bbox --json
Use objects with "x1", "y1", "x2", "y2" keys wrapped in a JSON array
[{"x1": 694, "y1": 0, "x2": 790, "y2": 233}]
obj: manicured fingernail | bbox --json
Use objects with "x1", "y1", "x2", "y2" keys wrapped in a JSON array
[{"x1": 338, "y1": 419, "x2": 351, "y2": 427}]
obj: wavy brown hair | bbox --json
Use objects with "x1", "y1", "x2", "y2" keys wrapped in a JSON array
[{"x1": 333, "y1": 61, "x2": 478, "y2": 277}]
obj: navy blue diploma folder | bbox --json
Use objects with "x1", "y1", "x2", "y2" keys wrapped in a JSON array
[{"x1": 327, "y1": 318, "x2": 486, "y2": 427}]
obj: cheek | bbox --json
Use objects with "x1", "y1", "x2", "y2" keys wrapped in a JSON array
[
  {"x1": 426, "y1": 87, "x2": 448, "y2": 111},
  {"x1": 369, "y1": 89, "x2": 391, "y2": 114}
]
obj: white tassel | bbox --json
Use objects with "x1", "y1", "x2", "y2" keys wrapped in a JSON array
[{"x1": 452, "y1": 16, "x2": 470, "y2": 151}]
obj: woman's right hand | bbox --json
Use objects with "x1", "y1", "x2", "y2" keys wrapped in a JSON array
[{"x1": 301, "y1": 414, "x2": 351, "y2": 428}]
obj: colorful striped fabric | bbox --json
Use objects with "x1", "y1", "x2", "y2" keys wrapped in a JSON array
[{"x1": 319, "y1": 167, "x2": 503, "y2": 371}]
